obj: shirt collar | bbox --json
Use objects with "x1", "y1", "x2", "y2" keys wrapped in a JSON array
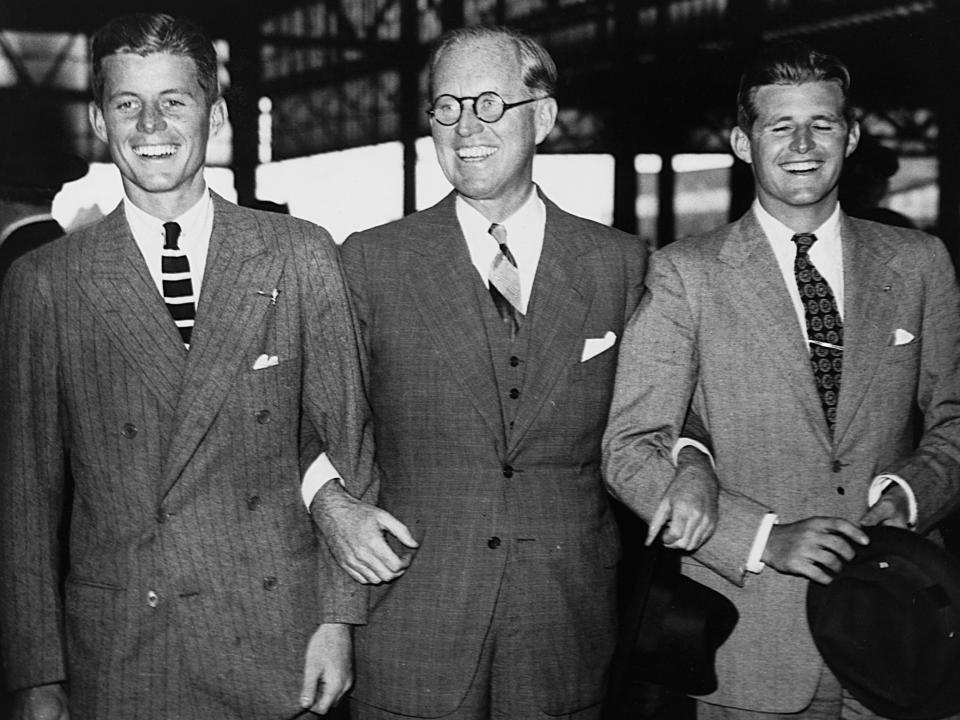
[
  {"x1": 454, "y1": 186, "x2": 544, "y2": 243},
  {"x1": 123, "y1": 187, "x2": 213, "y2": 249},
  {"x1": 752, "y1": 199, "x2": 841, "y2": 248}
]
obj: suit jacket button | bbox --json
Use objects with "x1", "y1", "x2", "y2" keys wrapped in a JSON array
[
  {"x1": 487, "y1": 537, "x2": 501, "y2": 549},
  {"x1": 832, "y1": 460, "x2": 843, "y2": 473},
  {"x1": 502, "y1": 465, "x2": 513, "y2": 478},
  {"x1": 836, "y1": 486, "x2": 846, "y2": 495},
  {"x1": 156, "y1": 508, "x2": 170, "y2": 524},
  {"x1": 263, "y1": 576, "x2": 279, "y2": 590},
  {"x1": 247, "y1": 495, "x2": 262, "y2": 510},
  {"x1": 121, "y1": 423, "x2": 138, "y2": 438},
  {"x1": 146, "y1": 590, "x2": 159, "y2": 608},
  {"x1": 509, "y1": 388, "x2": 520, "y2": 399},
  {"x1": 509, "y1": 356, "x2": 520, "y2": 367},
  {"x1": 255, "y1": 410, "x2": 272, "y2": 424}
]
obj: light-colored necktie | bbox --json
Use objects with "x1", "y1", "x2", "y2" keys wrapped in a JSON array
[
  {"x1": 162, "y1": 221, "x2": 196, "y2": 347},
  {"x1": 792, "y1": 232, "x2": 843, "y2": 432},
  {"x1": 488, "y1": 222, "x2": 522, "y2": 336}
]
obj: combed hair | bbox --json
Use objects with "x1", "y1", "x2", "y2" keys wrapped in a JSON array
[
  {"x1": 91, "y1": 13, "x2": 219, "y2": 107},
  {"x1": 737, "y1": 40, "x2": 853, "y2": 130},
  {"x1": 428, "y1": 26, "x2": 557, "y2": 99}
]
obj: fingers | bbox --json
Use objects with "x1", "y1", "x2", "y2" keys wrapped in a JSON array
[
  {"x1": 645, "y1": 499, "x2": 671, "y2": 545},
  {"x1": 379, "y1": 511, "x2": 419, "y2": 550},
  {"x1": 860, "y1": 496, "x2": 910, "y2": 528}
]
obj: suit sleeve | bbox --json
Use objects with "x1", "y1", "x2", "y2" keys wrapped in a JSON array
[
  {"x1": 602, "y1": 250, "x2": 771, "y2": 586},
  {"x1": 0, "y1": 256, "x2": 69, "y2": 691},
  {"x1": 295, "y1": 226, "x2": 378, "y2": 623},
  {"x1": 885, "y1": 236, "x2": 960, "y2": 531}
]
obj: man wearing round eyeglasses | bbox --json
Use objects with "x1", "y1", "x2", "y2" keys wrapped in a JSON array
[{"x1": 309, "y1": 24, "x2": 649, "y2": 720}]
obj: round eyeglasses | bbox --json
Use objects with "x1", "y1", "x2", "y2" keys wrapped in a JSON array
[{"x1": 426, "y1": 91, "x2": 546, "y2": 126}]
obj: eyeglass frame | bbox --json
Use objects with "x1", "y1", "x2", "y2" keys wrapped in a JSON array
[{"x1": 426, "y1": 91, "x2": 549, "y2": 126}]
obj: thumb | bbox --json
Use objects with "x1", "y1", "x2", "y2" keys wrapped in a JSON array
[
  {"x1": 299, "y1": 653, "x2": 319, "y2": 709},
  {"x1": 379, "y1": 512, "x2": 418, "y2": 548}
]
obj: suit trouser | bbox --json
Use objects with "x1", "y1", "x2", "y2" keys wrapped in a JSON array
[
  {"x1": 695, "y1": 661, "x2": 959, "y2": 720},
  {"x1": 351, "y1": 543, "x2": 604, "y2": 720}
]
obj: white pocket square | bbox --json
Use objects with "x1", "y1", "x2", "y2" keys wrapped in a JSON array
[
  {"x1": 253, "y1": 353, "x2": 279, "y2": 370},
  {"x1": 581, "y1": 331, "x2": 617, "y2": 362},
  {"x1": 891, "y1": 329, "x2": 915, "y2": 346}
]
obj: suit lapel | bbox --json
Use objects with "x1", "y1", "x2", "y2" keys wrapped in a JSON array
[
  {"x1": 717, "y1": 212, "x2": 830, "y2": 442},
  {"x1": 832, "y1": 215, "x2": 898, "y2": 445},
  {"x1": 83, "y1": 204, "x2": 185, "y2": 413},
  {"x1": 404, "y1": 195, "x2": 508, "y2": 450},
  {"x1": 161, "y1": 195, "x2": 285, "y2": 494},
  {"x1": 509, "y1": 199, "x2": 594, "y2": 452}
]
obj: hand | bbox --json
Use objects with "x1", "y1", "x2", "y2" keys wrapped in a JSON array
[
  {"x1": 299, "y1": 623, "x2": 352, "y2": 715},
  {"x1": 311, "y1": 482, "x2": 418, "y2": 584},
  {"x1": 860, "y1": 483, "x2": 911, "y2": 529},
  {"x1": 762, "y1": 517, "x2": 869, "y2": 584},
  {"x1": 646, "y1": 448, "x2": 718, "y2": 551},
  {"x1": 11, "y1": 683, "x2": 69, "y2": 720}
]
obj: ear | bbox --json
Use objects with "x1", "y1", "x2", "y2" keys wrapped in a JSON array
[
  {"x1": 208, "y1": 97, "x2": 227, "y2": 137},
  {"x1": 534, "y1": 96, "x2": 558, "y2": 145},
  {"x1": 730, "y1": 126, "x2": 753, "y2": 165},
  {"x1": 89, "y1": 102, "x2": 109, "y2": 144},
  {"x1": 844, "y1": 119, "x2": 861, "y2": 158}
]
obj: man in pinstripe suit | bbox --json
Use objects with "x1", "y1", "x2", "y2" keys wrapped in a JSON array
[{"x1": 0, "y1": 13, "x2": 375, "y2": 719}]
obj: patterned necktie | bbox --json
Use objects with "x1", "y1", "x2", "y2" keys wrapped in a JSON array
[
  {"x1": 162, "y1": 221, "x2": 196, "y2": 347},
  {"x1": 488, "y1": 223, "x2": 522, "y2": 336},
  {"x1": 792, "y1": 232, "x2": 843, "y2": 432}
]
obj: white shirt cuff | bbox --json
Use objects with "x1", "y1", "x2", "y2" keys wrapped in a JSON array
[
  {"x1": 301, "y1": 452, "x2": 343, "y2": 508},
  {"x1": 868, "y1": 474, "x2": 918, "y2": 528},
  {"x1": 671, "y1": 437, "x2": 716, "y2": 470},
  {"x1": 746, "y1": 513, "x2": 778, "y2": 574}
]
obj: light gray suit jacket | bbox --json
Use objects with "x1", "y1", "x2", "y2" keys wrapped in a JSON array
[
  {"x1": 603, "y1": 209, "x2": 960, "y2": 713},
  {"x1": 341, "y1": 191, "x2": 647, "y2": 717},
  {"x1": 0, "y1": 194, "x2": 376, "y2": 719}
]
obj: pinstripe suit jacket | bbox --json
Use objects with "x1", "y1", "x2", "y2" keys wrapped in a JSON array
[
  {"x1": 340, "y1": 191, "x2": 647, "y2": 717},
  {"x1": 0, "y1": 193, "x2": 376, "y2": 719},
  {"x1": 603, "y1": 209, "x2": 960, "y2": 713}
]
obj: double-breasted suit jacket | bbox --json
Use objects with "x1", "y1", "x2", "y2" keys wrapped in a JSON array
[
  {"x1": 0, "y1": 193, "x2": 376, "y2": 719},
  {"x1": 603, "y1": 209, "x2": 960, "y2": 713},
  {"x1": 339, "y1": 191, "x2": 647, "y2": 717}
]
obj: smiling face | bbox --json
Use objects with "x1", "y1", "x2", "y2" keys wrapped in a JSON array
[
  {"x1": 430, "y1": 36, "x2": 557, "y2": 221},
  {"x1": 731, "y1": 80, "x2": 859, "y2": 231},
  {"x1": 89, "y1": 51, "x2": 225, "y2": 219}
]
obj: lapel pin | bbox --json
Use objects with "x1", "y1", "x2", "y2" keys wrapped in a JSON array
[{"x1": 256, "y1": 289, "x2": 280, "y2": 305}]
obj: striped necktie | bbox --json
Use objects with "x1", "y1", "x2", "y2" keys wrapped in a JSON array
[
  {"x1": 792, "y1": 232, "x2": 843, "y2": 432},
  {"x1": 488, "y1": 222, "x2": 522, "y2": 337},
  {"x1": 162, "y1": 221, "x2": 196, "y2": 347}
]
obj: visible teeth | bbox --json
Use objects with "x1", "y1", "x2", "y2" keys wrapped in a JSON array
[
  {"x1": 135, "y1": 144, "x2": 177, "y2": 157},
  {"x1": 783, "y1": 161, "x2": 819, "y2": 172},
  {"x1": 457, "y1": 146, "x2": 496, "y2": 159}
]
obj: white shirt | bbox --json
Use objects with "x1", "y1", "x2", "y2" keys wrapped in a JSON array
[
  {"x1": 753, "y1": 200, "x2": 845, "y2": 333},
  {"x1": 455, "y1": 187, "x2": 546, "y2": 314},
  {"x1": 124, "y1": 189, "x2": 213, "y2": 299}
]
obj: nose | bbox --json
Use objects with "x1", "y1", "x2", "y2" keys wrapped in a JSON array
[
  {"x1": 455, "y1": 99, "x2": 483, "y2": 137},
  {"x1": 137, "y1": 103, "x2": 167, "y2": 133},
  {"x1": 790, "y1": 126, "x2": 813, "y2": 153}
]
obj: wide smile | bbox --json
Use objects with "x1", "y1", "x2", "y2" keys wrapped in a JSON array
[
  {"x1": 780, "y1": 159, "x2": 824, "y2": 174},
  {"x1": 133, "y1": 144, "x2": 179, "y2": 159},
  {"x1": 457, "y1": 145, "x2": 498, "y2": 162}
]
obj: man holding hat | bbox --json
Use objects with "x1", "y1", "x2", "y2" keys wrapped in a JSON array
[{"x1": 603, "y1": 39, "x2": 960, "y2": 719}]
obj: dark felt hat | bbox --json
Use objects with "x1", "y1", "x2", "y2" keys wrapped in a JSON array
[
  {"x1": 807, "y1": 526, "x2": 960, "y2": 720},
  {"x1": 0, "y1": 93, "x2": 88, "y2": 192},
  {"x1": 606, "y1": 542, "x2": 738, "y2": 711}
]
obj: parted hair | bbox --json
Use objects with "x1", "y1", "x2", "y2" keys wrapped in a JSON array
[
  {"x1": 737, "y1": 40, "x2": 854, "y2": 130},
  {"x1": 91, "y1": 13, "x2": 220, "y2": 108},
  {"x1": 428, "y1": 26, "x2": 557, "y2": 100}
]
